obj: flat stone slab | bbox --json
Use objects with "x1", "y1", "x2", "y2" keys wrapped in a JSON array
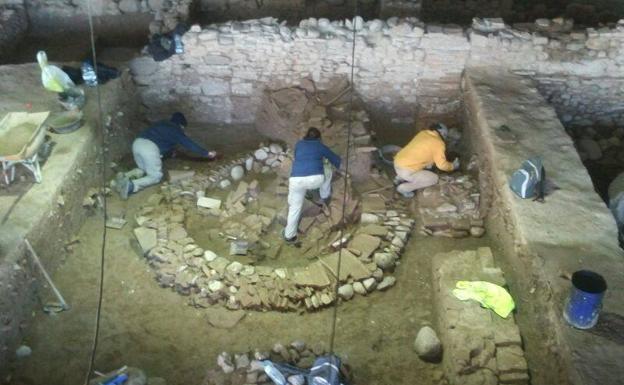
[
  {"x1": 133, "y1": 227, "x2": 157, "y2": 254},
  {"x1": 168, "y1": 169, "x2": 195, "y2": 183},
  {"x1": 291, "y1": 261, "x2": 332, "y2": 288},
  {"x1": 349, "y1": 233, "x2": 381, "y2": 260},
  {"x1": 320, "y1": 249, "x2": 371, "y2": 281},
  {"x1": 358, "y1": 224, "x2": 388, "y2": 237}
]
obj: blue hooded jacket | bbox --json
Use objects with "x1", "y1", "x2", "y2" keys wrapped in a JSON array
[
  {"x1": 138, "y1": 120, "x2": 209, "y2": 157},
  {"x1": 291, "y1": 138, "x2": 341, "y2": 177}
]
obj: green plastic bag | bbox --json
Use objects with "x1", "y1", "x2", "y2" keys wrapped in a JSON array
[{"x1": 452, "y1": 281, "x2": 515, "y2": 318}]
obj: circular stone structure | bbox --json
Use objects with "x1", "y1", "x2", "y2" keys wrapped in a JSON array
[{"x1": 132, "y1": 143, "x2": 414, "y2": 312}]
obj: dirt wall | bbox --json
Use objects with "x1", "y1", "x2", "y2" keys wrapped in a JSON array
[{"x1": 0, "y1": 65, "x2": 141, "y2": 375}]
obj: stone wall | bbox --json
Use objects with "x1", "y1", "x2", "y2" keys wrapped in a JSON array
[
  {"x1": 198, "y1": 0, "x2": 380, "y2": 24},
  {"x1": 0, "y1": 1, "x2": 28, "y2": 60},
  {"x1": 129, "y1": 16, "x2": 624, "y2": 128},
  {"x1": 24, "y1": 0, "x2": 191, "y2": 37}
]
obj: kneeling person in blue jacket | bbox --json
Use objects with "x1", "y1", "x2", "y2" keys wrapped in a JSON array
[
  {"x1": 284, "y1": 127, "x2": 341, "y2": 243},
  {"x1": 116, "y1": 112, "x2": 216, "y2": 199}
]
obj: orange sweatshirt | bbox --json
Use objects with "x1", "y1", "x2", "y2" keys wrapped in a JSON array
[{"x1": 394, "y1": 130, "x2": 453, "y2": 172}]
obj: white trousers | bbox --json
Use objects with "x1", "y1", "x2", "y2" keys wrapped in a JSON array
[
  {"x1": 285, "y1": 168, "x2": 332, "y2": 239},
  {"x1": 131, "y1": 138, "x2": 163, "y2": 192},
  {"x1": 394, "y1": 165, "x2": 439, "y2": 194}
]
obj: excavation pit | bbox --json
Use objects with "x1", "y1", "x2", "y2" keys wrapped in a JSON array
[{"x1": 2, "y1": 13, "x2": 624, "y2": 385}]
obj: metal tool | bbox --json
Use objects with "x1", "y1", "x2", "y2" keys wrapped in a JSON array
[{"x1": 24, "y1": 239, "x2": 70, "y2": 313}]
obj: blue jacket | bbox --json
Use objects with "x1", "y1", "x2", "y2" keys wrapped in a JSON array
[
  {"x1": 291, "y1": 138, "x2": 341, "y2": 177},
  {"x1": 138, "y1": 120, "x2": 209, "y2": 157}
]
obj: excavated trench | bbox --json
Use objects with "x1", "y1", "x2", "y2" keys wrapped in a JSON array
[
  {"x1": 4, "y1": 100, "x2": 551, "y2": 385},
  {"x1": 1, "y1": 63, "x2": 586, "y2": 385}
]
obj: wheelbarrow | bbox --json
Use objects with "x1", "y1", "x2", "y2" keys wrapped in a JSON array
[{"x1": 0, "y1": 111, "x2": 50, "y2": 185}]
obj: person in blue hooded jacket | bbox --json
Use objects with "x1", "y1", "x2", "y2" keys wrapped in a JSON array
[
  {"x1": 284, "y1": 127, "x2": 341, "y2": 244},
  {"x1": 116, "y1": 112, "x2": 216, "y2": 199}
]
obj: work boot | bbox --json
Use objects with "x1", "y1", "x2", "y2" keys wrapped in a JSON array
[
  {"x1": 282, "y1": 230, "x2": 301, "y2": 248},
  {"x1": 398, "y1": 189, "x2": 415, "y2": 199},
  {"x1": 118, "y1": 177, "x2": 134, "y2": 200}
]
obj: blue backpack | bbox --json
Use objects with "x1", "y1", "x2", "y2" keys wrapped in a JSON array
[{"x1": 509, "y1": 157, "x2": 545, "y2": 202}]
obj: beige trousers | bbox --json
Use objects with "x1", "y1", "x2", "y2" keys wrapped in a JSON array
[{"x1": 394, "y1": 165, "x2": 439, "y2": 194}]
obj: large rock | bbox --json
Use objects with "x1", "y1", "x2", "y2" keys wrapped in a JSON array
[
  {"x1": 118, "y1": 0, "x2": 140, "y2": 13},
  {"x1": 374, "y1": 252, "x2": 395, "y2": 270},
  {"x1": 338, "y1": 284, "x2": 354, "y2": 300},
  {"x1": 414, "y1": 326, "x2": 442, "y2": 362},
  {"x1": 578, "y1": 138, "x2": 602, "y2": 160}
]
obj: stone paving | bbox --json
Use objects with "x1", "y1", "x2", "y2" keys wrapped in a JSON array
[{"x1": 432, "y1": 247, "x2": 529, "y2": 385}]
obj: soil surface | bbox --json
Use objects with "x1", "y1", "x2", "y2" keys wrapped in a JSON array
[{"x1": 6, "y1": 123, "x2": 498, "y2": 385}]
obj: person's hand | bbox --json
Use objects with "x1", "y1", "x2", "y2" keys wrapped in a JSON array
[
  {"x1": 201, "y1": 151, "x2": 218, "y2": 161},
  {"x1": 452, "y1": 158, "x2": 460, "y2": 170}
]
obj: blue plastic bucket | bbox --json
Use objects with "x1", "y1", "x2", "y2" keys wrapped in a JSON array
[{"x1": 563, "y1": 270, "x2": 607, "y2": 329}]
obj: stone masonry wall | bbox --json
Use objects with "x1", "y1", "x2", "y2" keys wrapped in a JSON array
[
  {"x1": 24, "y1": 0, "x2": 192, "y2": 36},
  {"x1": 129, "y1": 16, "x2": 624, "y2": 127},
  {"x1": 0, "y1": 1, "x2": 28, "y2": 60}
]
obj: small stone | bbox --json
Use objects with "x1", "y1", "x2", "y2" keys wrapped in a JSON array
[
  {"x1": 229, "y1": 240, "x2": 248, "y2": 255},
  {"x1": 269, "y1": 143, "x2": 283, "y2": 153},
  {"x1": 217, "y1": 352, "x2": 235, "y2": 373},
  {"x1": 290, "y1": 340, "x2": 306, "y2": 352},
  {"x1": 353, "y1": 282, "x2": 366, "y2": 295},
  {"x1": 230, "y1": 165, "x2": 244, "y2": 181},
  {"x1": 208, "y1": 280, "x2": 224, "y2": 292},
  {"x1": 245, "y1": 157, "x2": 254, "y2": 171},
  {"x1": 254, "y1": 149, "x2": 268, "y2": 161},
  {"x1": 226, "y1": 261, "x2": 243, "y2": 274},
  {"x1": 414, "y1": 326, "x2": 442, "y2": 362},
  {"x1": 16, "y1": 345, "x2": 31, "y2": 358},
  {"x1": 197, "y1": 197, "x2": 221, "y2": 209},
  {"x1": 374, "y1": 252, "x2": 395, "y2": 270},
  {"x1": 362, "y1": 277, "x2": 377, "y2": 291},
  {"x1": 338, "y1": 283, "x2": 354, "y2": 300},
  {"x1": 234, "y1": 353, "x2": 250, "y2": 369},
  {"x1": 436, "y1": 203, "x2": 457, "y2": 213},
  {"x1": 377, "y1": 276, "x2": 396, "y2": 291},
  {"x1": 204, "y1": 250, "x2": 218, "y2": 262},
  {"x1": 360, "y1": 213, "x2": 379, "y2": 224},
  {"x1": 470, "y1": 226, "x2": 485, "y2": 237},
  {"x1": 274, "y1": 268, "x2": 287, "y2": 279},
  {"x1": 219, "y1": 179, "x2": 232, "y2": 189}
]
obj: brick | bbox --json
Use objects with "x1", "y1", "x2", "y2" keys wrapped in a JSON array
[
  {"x1": 499, "y1": 371, "x2": 530, "y2": 384},
  {"x1": 496, "y1": 345, "x2": 528, "y2": 374},
  {"x1": 492, "y1": 317, "x2": 523, "y2": 347}
]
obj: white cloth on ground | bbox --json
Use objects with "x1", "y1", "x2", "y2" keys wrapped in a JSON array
[
  {"x1": 131, "y1": 138, "x2": 163, "y2": 192},
  {"x1": 284, "y1": 167, "x2": 332, "y2": 239}
]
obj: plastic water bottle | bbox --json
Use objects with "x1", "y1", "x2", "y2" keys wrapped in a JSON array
[
  {"x1": 261, "y1": 361, "x2": 287, "y2": 385},
  {"x1": 81, "y1": 61, "x2": 97, "y2": 87},
  {"x1": 173, "y1": 34, "x2": 184, "y2": 54}
]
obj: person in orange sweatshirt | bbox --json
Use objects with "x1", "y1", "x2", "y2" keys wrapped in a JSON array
[{"x1": 393, "y1": 123, "x2": 459, "y2": 198}]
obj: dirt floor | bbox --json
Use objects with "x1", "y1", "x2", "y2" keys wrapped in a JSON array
[{"x1": 5, "y1": 123, "x2": 500, "y2": 385}]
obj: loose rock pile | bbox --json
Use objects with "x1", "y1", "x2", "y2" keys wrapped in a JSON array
[
  {"x1": 132, "y1": 144, "x2": 415, "y2": 312},
  {"x1": 204, "y1": 341, "x2": 343, "y2": 385},
  {"x1": 418, "y1": 174, "x2": 485, "y2": 238},
  {"x1": 568, "y1": 125, "x2": 624, "y2": 165},
  {"x1": 255, "y1": 79, "x2": 374, "y2": 181}
]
